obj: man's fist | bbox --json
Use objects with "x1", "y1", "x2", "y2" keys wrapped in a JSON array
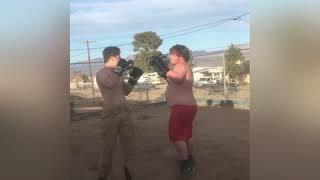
[
  {"x1": 114, "y1": 58, "x2": 134, "y2": 75},
  {"x1": 128, "y1": 67, "x2": 144, "y2": 86},
  {"x1": 149, "y1": 55, "x2": 169, "y2": 79}
]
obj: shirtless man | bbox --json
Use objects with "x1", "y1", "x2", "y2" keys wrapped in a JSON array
[
  {"x1": 96, "y1": 46, "x2": 143, "y2": 180},
  {"x1": 150, "y1": 44, "x2": 197, "y2": 177}
]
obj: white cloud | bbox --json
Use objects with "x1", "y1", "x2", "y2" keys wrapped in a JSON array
[{"x1": 70, "y1": 0, "x2": 249, "y2": 35}]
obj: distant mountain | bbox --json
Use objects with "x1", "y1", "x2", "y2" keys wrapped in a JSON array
[
  {"x1": 91, "y1": 57, "x2": 104, "y2": 63},
  {"x1": 191, "y1": 50, "x2": 210, "y2": 57},
  {"x1": 70, "y1": 43, "x2": 250, "y2": 77},
  {"x1": 70, "y1": 55, "x2": 136, "y2": 77},
  {"x1": 70, "y1": 58, "x2": 103, "y2": 77},
  {"x1": 192, "y1": 43, "x2": 250, "y2": 67}
]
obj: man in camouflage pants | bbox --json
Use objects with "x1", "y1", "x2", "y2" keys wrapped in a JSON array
[{"x1": 96, "y1": 46, "x2": 143, "y2": 180}]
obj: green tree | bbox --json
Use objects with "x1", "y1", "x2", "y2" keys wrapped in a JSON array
[
  {"x1": 132, "y1": 31, "x2": 162, "y2": 52},
  {"x1": 241, "y1": 60, "x2": 250, "y2": 74},
  {"x1": 224, "y1": 44, "x2": 246, "y2": 79},
  {"x1": 81, "y1": 74, "x2": 89, "y2": 82},
  {"x1": 134, "y1": 51, "x2": 162, "y2": 72},
  {"x1": 132, "y1": 31, "x2": 163, "y2": 72}
]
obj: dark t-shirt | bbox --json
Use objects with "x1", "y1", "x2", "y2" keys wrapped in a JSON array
[{"x1": 96, "y1": 67, "x2": 126, "y2": 109}]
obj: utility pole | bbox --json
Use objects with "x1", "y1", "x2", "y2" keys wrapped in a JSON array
[
  {"x1": 223, "y1": 50, "x2": 228, "y2": 100},
  {"x1": 83, "y1": 40, "x2": 96, "y2": 98}
]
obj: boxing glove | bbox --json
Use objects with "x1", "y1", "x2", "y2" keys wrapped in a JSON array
[
  {"x1": 149, "y1": 55, "x2": 169, "y2": 79},
  {"x1": 128, "y1": 67, "x2": 144, "y2": 86},
  {"x1": 114, "y1": 58, "x2": 134, "y2": 75}
]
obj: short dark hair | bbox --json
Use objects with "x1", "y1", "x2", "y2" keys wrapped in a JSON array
[
  {"x1": 102, "y1": 46, "x2": 120, "y2": 63},
  {"x1": 169, "y1": 44, "x2": 191, "y2": 62}
]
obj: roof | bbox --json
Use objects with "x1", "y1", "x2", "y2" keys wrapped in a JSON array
[{"x1": 70, "y1": 73, "x2": 83, "y2": 82}]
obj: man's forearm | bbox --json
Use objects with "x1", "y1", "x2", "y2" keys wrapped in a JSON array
[{"x1": 167, "y1": 71, "x2": 185, "y2": 84}]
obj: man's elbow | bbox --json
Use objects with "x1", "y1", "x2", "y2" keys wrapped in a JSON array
[
  {"x1": 125, "y1": 90, "x2": 130, "y2": 96},
  {"x1": 124, "y1": 86, "x2": 132, "y2": 96}
]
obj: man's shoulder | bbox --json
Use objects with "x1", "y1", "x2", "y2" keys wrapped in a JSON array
[
  {"x1": 96, "y1": 68, "x2": 103, "y2": 78},
  {"x1": 97, "y1": 67, "x2": 114, "y2": 75},
  {"x1": 96, "y1": 68, "x2": 102, "y2": 75},
  {"x1": 96, "y1": 67, "x2": 108, "y2": 80}
]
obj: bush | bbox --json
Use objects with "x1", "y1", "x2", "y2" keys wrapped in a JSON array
[
  {"x1": 206, "y1": 99, "x2": 213, "y2": 106},
  {"x1": 219, "y1": 100, "x2": 234, "y2": 108}
]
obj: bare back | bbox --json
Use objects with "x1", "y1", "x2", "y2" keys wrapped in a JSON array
[
  {"x1": 165, "y1": 63, "x2": 196, "y2": 107},
  {"x1": 96, "y1": 67, "x2": 126, "y2": 109}
]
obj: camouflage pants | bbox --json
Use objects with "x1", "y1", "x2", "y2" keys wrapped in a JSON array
[{"x1": 98, "y1": 106, "x2": 136, "y2": 179}]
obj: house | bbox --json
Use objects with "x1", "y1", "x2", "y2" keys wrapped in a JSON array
[
  {"x1": 192, "y1": 66, "x2": 224, "y2": 81},
  {"x1": 244, "y1": 74, "x2": 250, "y2": 84},
  {"x1": 192, "y1": 43, "x2": 250, "y2": 67},
  {"x1": 138, "y1": 72, "x2": 163, "y2": 84},
  {"x1": 191, "y1": 43, "x2": 250, "y2": 84},
  {"x1": 91, "y1": 75, "x2": 100, "y2": 89},
  {"x1": 70, "y1": 71, "x2": 100, "y2": 90},
  {"x1": 70, "y1": 73, "x2": 83, "y2": 89}
]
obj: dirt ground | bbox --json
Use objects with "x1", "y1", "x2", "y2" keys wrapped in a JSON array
[{"x1": 71, "y1": 104, "x2": 249, "y2": 180}]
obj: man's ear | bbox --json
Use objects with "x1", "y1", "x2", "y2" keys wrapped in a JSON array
[{"x1": 109, "y1": 56, "x2": 116, "y2": 62}]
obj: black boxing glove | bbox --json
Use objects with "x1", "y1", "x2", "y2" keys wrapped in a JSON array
[
  {"x1": 128, "y1": 67, "x2": 144, "y2": 86},
  {"x1": 114, "y1": 58, "x2": 134, "y2": 76},
  {"x1": 149, "y1": 55, "x2": 169, "y2": 79}
]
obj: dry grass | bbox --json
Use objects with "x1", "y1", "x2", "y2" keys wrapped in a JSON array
[{"x1": 71, "y1": 84, "x2": 250, "y2": 109}]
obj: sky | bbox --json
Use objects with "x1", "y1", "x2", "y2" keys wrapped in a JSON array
[{"x1": 70, "y1": 0, "x2": 250, "y2": 63}]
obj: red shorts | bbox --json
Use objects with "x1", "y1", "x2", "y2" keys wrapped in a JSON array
[{"x1": 169, "y1": 105, "x2": 197, "y2": 142}]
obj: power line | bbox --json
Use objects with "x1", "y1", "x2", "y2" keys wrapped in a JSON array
[
  {"x1": 194, "y1": 47, "x2": 249, "y2": 57},
  {"x1": 70, "y1": 48, "x2": 133, "y2": 64},
  {"x1": 162, "y1": 13, "x2": 249, "y2": 39},
  {"x1": 70, "y1": 52, "x2": 87, "y2": 58},
  {"x1": 160, "y1": 19, "x2": 228, "y2": 37},
  {"x1": 160, "y1": 13, "x2": 249, "y2": 37},
  {"x1": 162, "y1": 21, "x2": 227, "y2": 39},
  {"x1": 70, "y1": 20, "x2": 225, "y2": 52},
  {"x1": 89, "y1": 42, "x2": 132, "y2": 51},
  {"x1": 70, "y1": 61, "x2": 104, "y2": 65},
  {"x1": 238, "y1": 18, "x2": 250, "y2": 23},
  {"x1": 70, "y1": 45, "x2": 250, "y2": 65},
  {"x1": 70, "y1": 13, "x2": 250, "y2": 52}
]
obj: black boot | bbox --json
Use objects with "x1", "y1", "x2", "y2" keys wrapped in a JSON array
[
  {"x1": 177, "y1": 160, "x2": 194, "y2": 177},
  {"x1": 188, "y1": 154, "x2": 195, "y2": 167},
  {"x1": 124, "y1": 166, "x2": 132, "y2": 180},
  {"x1": 177, "y1": 155, "x2": 197, "y2": 177},
  {"x1": 188, "y1": 154, "x2": 196, "y2": 175}
]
